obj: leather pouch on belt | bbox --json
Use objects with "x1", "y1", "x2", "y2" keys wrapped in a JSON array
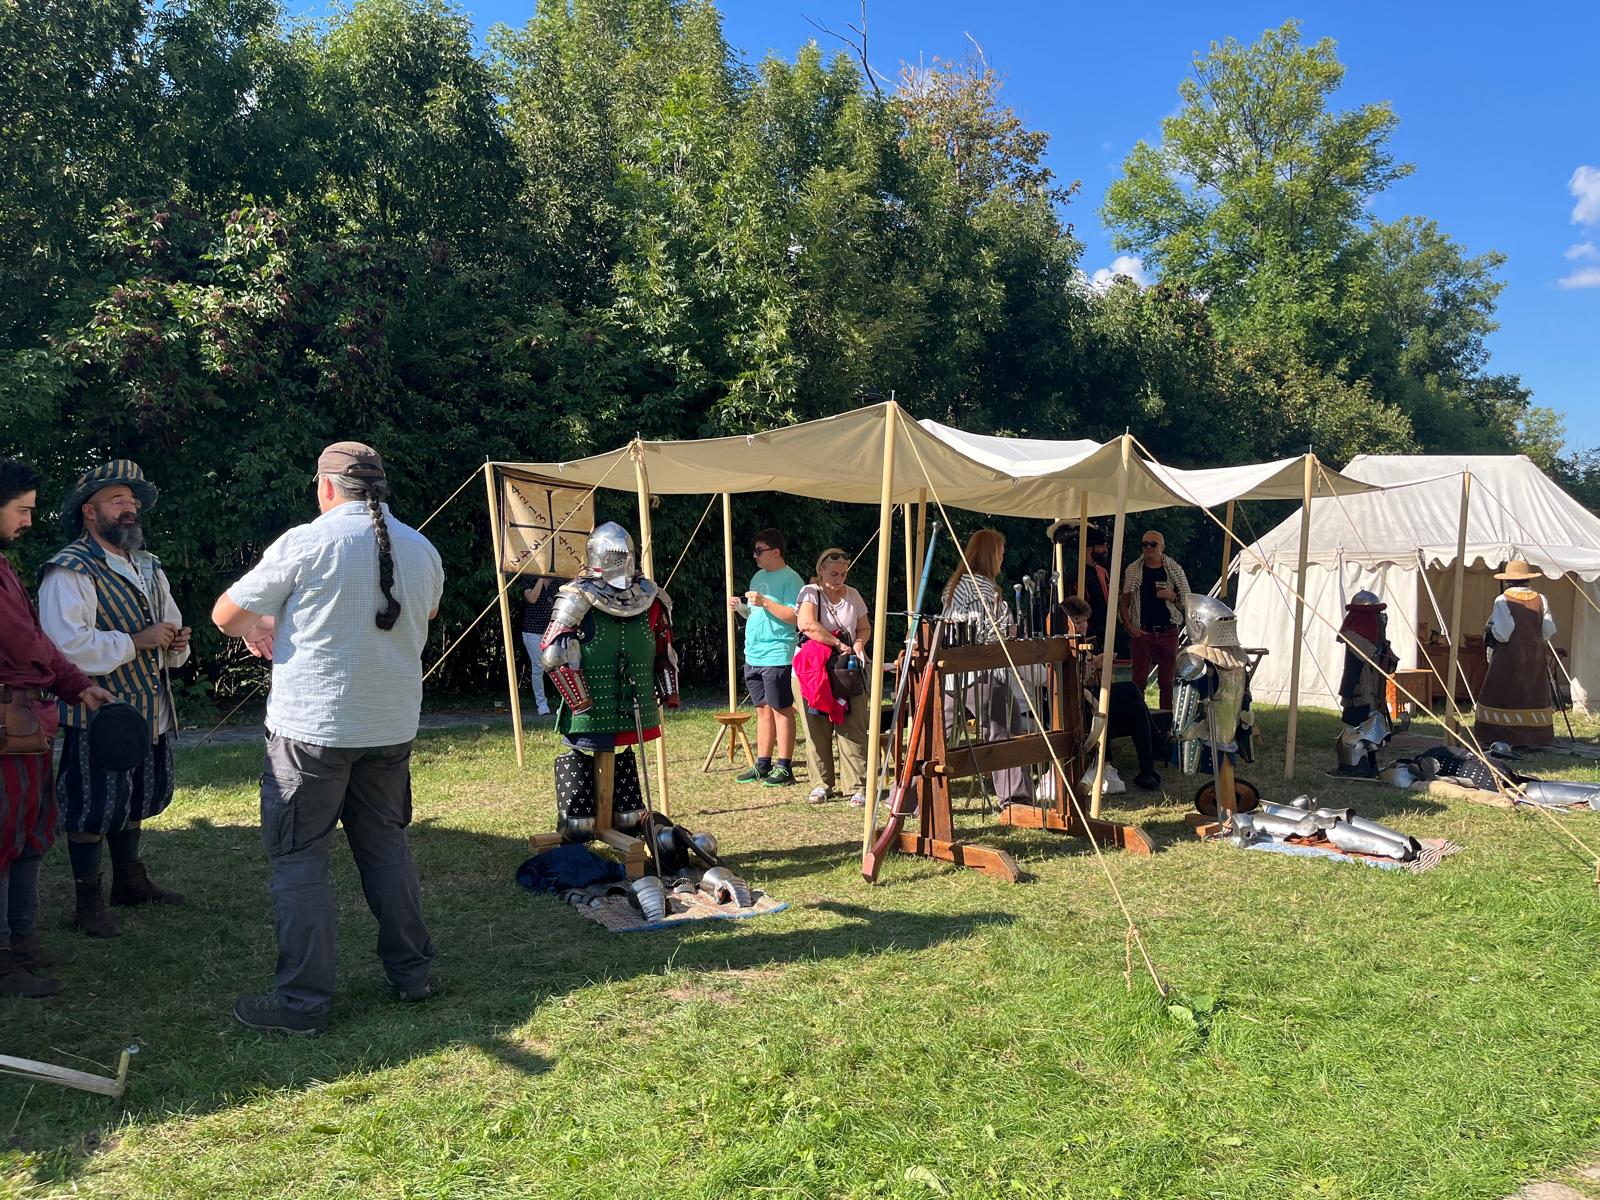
[{"x1": 0, "y1": 686, "x2": 50, "y2": 755}]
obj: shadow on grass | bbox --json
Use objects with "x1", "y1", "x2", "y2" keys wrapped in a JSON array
[{"x1": 4, "y1": 818, "x2": 1011, "y2": 1188}]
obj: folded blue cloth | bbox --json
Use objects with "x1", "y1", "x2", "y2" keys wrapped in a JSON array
[{"x1": 516, "y1": 843, "x2": 626, "y2": 894}]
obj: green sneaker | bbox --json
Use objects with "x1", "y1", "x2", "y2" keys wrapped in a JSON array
[
  {"x1": 735, "y1": 765, "x2": 768, "y2": 783},
  {"x1": 761, "y1": 764, "x2": 796, "y2": 788}
]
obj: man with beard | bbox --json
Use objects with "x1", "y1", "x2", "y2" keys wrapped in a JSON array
[
  {"x1": 39, "y1": 461, "x2": 190, "y2": 937},
  {"x1": 1047, "y1": 521, "x2": 1118, "y2": 655},
  {"x1": 0, "y1": 459, "x2": 116, "y2": 995}
]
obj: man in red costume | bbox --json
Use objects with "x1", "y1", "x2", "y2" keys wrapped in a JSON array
[{"x1": 0, "y1": 458, "x2": 115, "y2": 997}]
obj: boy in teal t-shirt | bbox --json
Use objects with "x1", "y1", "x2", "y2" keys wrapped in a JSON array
[{"x1": 728, "y1": 527, "x2": 802, "y2": 785}]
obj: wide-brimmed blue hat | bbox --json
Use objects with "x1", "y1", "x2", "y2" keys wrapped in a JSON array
[{"x1": 60, "y1": 460, "x2": 159, "y2": 535}]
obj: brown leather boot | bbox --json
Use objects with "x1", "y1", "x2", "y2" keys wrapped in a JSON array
[
  {"x1": 8, "y1": 933, "x2": 77, "y2": 969},
  {"x1": 0, "y1": 949, "x2": 64, "y2": 998},
  {"x1": 110, "y1": 860, "x2": 185, "y2": 907},
  {"x1": 74, "y1": 875, "x2": 120, "y2": 938}
]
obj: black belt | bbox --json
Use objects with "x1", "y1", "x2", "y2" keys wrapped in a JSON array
[{"x1": 0, "y1": 686, "x2": 48, "y2": 702}]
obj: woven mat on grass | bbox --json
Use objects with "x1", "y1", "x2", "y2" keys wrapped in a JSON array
[
  {"x1": 1243, "y1": 836, "x2": 1461, "y2": 873},
  {"x1": 563, "y1": 886, "x2": 789, "y2": 934}
]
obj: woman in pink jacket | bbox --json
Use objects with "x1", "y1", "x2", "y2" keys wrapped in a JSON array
[{"x1": 794, "y1": 548, "x2": 872, "y2": 805}]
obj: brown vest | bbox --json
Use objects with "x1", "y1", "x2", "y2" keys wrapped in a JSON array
[{"x1": 1474, "y1": 591, "x2": 1553, "y2": 745}]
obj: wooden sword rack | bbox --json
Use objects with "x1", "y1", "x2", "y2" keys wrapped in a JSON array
[{"x1": 864, "y1": 620, "x2": 1153, "y2": 883}]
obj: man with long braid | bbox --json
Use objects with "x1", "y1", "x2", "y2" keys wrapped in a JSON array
[
  {"x1": 40, "y1": 460, "x2": 191, "y2": 938},
  {"x1": 213, "y1": 442, "x2": 444, "y2": 1034}
]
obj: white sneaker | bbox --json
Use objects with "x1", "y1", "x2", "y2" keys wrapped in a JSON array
[
  {"x1": 809, "y1": 785, "x2": 830, "y2": 803},
  {"x1": 849, "y1": 792, "x2": 867, "y2": 808}
]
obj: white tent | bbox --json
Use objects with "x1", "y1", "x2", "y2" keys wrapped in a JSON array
[{"x1": 1235, "y1": 454, "x2": 1600, "y2": 715}]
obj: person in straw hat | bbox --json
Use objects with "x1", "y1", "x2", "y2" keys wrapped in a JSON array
[
  {"x1": 1473, "y1": 559, "x2": 1557, "y2": 748},
  {"x1": 39, "y1": 460, "x2": 191, "y2": 938}
]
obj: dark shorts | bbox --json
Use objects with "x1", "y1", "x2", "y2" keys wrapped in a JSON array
[{"x1": 744, "y1": 663, "x2": 794, "y2": 710}]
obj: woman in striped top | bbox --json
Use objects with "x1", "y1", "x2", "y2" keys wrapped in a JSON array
[{"x1": 941, "y1": 529, "x2": 1029, "y2": 806}]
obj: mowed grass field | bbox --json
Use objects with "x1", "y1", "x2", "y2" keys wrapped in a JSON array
[{"x1": 3, "y1": 703, "x2": 1600, "y2": 1199}]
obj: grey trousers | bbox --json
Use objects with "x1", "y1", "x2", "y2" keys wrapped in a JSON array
[{"x1": 260, "y1": 734, "x2": 434, "y2": 1016}]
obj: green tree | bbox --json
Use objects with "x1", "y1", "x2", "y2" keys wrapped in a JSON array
[{"x1": 1102, "y1": 20, "x2": 1408, "y2": 359}]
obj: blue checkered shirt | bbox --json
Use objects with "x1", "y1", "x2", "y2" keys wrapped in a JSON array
[{"x1": 226, "y1": 502, "x2": 445, "y2": 748}]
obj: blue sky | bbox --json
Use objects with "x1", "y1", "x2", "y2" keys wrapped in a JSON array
[{"x1": 294, "y1": 0, "x2": 1600, "y2": 452}]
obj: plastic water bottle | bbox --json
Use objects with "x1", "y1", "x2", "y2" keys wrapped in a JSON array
[{"x1": 846, "y1": 654, "x2": 859, "y2": 670}]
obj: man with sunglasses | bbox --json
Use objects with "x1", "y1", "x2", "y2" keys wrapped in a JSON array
[
  {"x1": 1118, "y1": 530, "x2": 1190, "y2": 713},
  {"x1": 727, "y1": 528, "x2": 801, "y2": 786}
]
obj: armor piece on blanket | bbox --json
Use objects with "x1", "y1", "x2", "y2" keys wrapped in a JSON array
[
  {"x1": 1332, "y1": 591, "x2": 1399, "y2": 777},
  {"x1": 539, "y1": 522, "x2": 680, "y2": 728}
]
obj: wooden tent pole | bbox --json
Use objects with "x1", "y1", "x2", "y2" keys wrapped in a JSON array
[
  {"x1": 484, "y1": 462, "x2": 526, "y2": 768},
  {"x1": 1075, "y1": 493, "x2": 1090, "y2": 597},
  {"x1": 903, "y1": 501, "x2": 914, "y2": 612},
  {"x1": 723, "y1": 492, "x2": 737, "y2": 712},
  {"x1": 632, "y1": 443, "x2": 671, "y2": 816},
  {"x1": 914, "y1": 489, "x2": 929, "y2": 605},
  {"x1": 1219, "y1": 499, "x2": 1236, "y2": 603},
  {"x1": 1443, "y1": 471, "x2": 1472, "y2": 731},
  {"x1": 861, "y1": 405, "x2": 899, "y2": 855},
  {"x1": 1089, "y1": 436, "x2": 1132, "y2": 819},
  {"x1": 1283, "y1": 454, "x2": 1316, "y2": 780}
]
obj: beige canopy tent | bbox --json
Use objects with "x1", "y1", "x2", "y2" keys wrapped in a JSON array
[{"x1": 488, "y1": 400, "x2": 1378, "y2": 855}]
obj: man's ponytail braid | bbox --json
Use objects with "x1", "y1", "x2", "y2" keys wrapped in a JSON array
[{"x1": 367, "y1": 494, "x2": 402, "y2": 630}]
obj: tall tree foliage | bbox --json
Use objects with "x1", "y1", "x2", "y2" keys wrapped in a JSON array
[
  {"x1": 1102, "y1": 20, "x2": 1561, "y2": 465},
  {"x1": 0, "y1": 1, "x2": 1572, "y2": 698}
]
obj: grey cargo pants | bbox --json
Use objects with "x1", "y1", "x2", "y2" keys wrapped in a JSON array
[{"x1": 260, "y1": 733, "x2": 434, "y2": 1016}]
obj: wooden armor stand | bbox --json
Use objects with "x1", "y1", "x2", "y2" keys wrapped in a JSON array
[
  {"x1": 528, "y1": 749, "x2": 649, "y2": 878},
  {"x1": 868, "y1": 624, "x2": 1153, "y2": 883},
  {"x1": 1183, "y1": 755, "x2": 1239, "y2": 840}
]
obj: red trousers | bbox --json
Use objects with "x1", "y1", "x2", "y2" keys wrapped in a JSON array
[
  {"x1": 0, "y1": 752, "x2": 55, "y2": 871},
  {"x1": 1130, "y1": 628, "x2": 1180, "y2": 712}
]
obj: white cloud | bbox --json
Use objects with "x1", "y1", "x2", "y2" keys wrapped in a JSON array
[
  {"x1": 1557, "y1": 266, "x2": 1600, "y2": 290},
  {"x1": 1572, "y1": 165, "x2": 1600, "y2": 226},
  {"x1": 1566, "y1": 241, "x2": 1599, "y2": 260},
  {"x1": 1090, "y1": 254, "x2": 1150, "y2": 290}
]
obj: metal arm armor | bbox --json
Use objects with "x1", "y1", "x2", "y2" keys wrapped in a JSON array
[{"x1": 540, "y1": 585, "x2": 595, "y2": 713}]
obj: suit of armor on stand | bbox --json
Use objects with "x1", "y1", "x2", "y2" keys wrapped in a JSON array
[
  {"x1": 1174, "y1": 595, "x2": 1260, "y2": 818},
  {"x1": 1332, "y1": 590, "x2": 1398, "y2": 778},
  {"x1": 539, "y1": 523, "x2": 679, "y2": 842}
]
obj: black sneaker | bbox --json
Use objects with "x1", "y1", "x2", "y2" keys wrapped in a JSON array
[
  {"x1": 232, "y1": 993, "x2": 327, "y2": 1036},
  {"x1": 396, "y1": 981, "x2": 432, "y2": 1003},
  {"x1": 734, "y1": 765, "x2": 768, "y2": 783},
  {"x1": 761, "y1": 764, "x2": 796, "y2": 788},
  {"x1": 1134, "y1": 770, "x2": 1162, "y2": 791}
]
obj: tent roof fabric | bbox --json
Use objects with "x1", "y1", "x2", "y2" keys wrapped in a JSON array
[
  {"x1": 916, "y1": 421, "x2": 1375, "y2": 511},
  {"x1": 495, "y1": 402, "x2": 1375, "y2": 520},
  {"x1": 1238, "y1": 454, "x2": 1600, "y2": 581}
]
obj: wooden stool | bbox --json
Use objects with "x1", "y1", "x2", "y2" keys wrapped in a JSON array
[{"x1": 701, "y1": 711, "x2": 756, "y2": 773}]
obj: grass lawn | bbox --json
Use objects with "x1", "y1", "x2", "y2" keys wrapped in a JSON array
[{"x1": 3, "y1": 703, "x2": 1600, "y2": 1199}]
